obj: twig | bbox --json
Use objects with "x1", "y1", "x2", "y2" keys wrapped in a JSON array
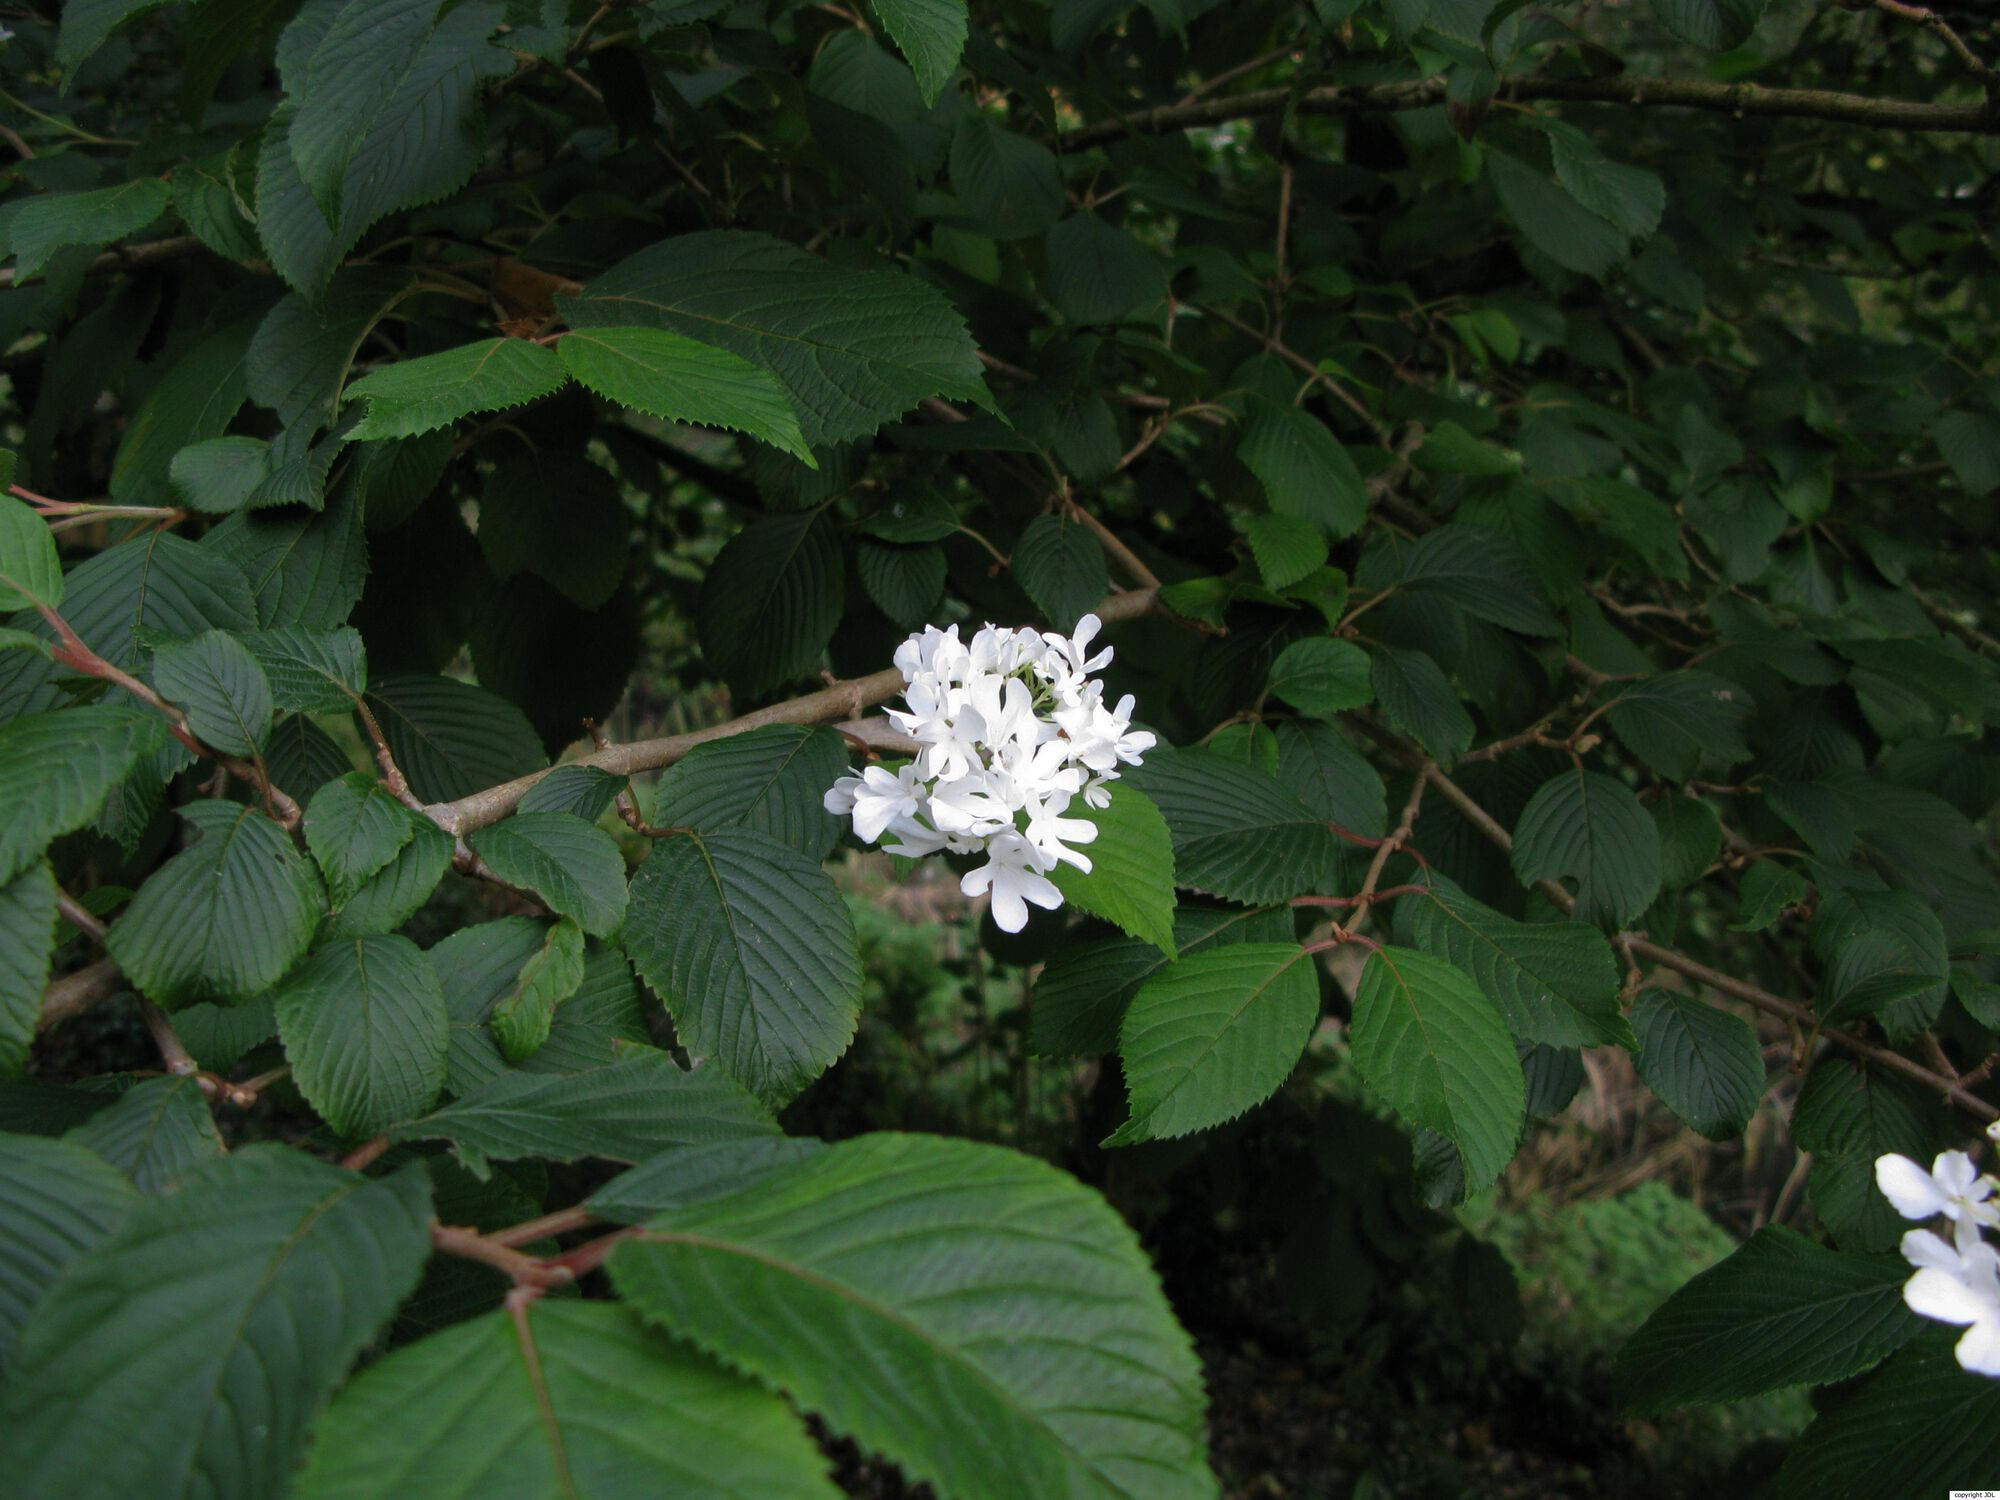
[
  {"x1": 1198, "y1": 302, "x2": 1388, "y2": 440},
  {"x1": 433, "y1": 1223, "x2": 575, "y2": 1289},
  {"x1": 353, "y1": 696, "x2": 422, "y2": 808},
  {"x1": 488, "y1": 1204, "x2": 601, "y2": 1249},
  {"x1": 1872, "y1": 0, "x2": 1996, "y2": 87},
  {"x1": 340, "y1": 1134, "x2": 392, "y2": 1172}
]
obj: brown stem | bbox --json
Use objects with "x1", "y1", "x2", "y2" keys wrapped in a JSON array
[
  {"x1": 1198, "y1": 302, "x2": 1388, "y2": 440},
  {"x1": 433, "y1": 1223, "x2": 575, "y2": 1289},
  {"x1": 488, "y1": 1204, "x2": 602, "y2": 1249},
  {"x1": 340, "y1": 1133, "x2": 392, "y2": 1172},
  {"x1": 353, "y1": 697, "x2": 421, "y2": 808}
]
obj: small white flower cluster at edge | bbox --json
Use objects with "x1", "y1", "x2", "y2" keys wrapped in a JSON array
[
  {"x1": 1876, "y1": 1127, "x2": 2000, "y2": 1375},
  {"x1": 823, "y1": 614, "x2": 1155, "y2": 934}
]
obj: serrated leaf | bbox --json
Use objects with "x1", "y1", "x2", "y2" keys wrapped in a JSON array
[
  {"x1": 202, "y1": 480, "x2": 368, "y2": 625},
  {"x1": 870, "y1": 0, "x2": 966, "y2": 106},
  {"x1": 1350, "y1": 945, "x2": 1525, "y2": 1189},
  {"x1": 275, "y1": 934, "x2": 450, "y2": 1136},
  {"x1": 10, "y1": 180, "x2": 170, "y2": 282},
  {"x1": 1392, "y1": 523, "x2": 1559, "y2": 636},
  {"x1": 56, "y1": 0, "x2": 168, "y2": 71},
  {"x1": 589, "y1": 1137, "x2": 828, "y2": 1223},
  {"x1": 0, "y1": 1149, "x2": 432, "y2": 1500},
  {"x1": 1408, "y1": 881, "x2": 1632, "y2": 1048},
  {"x1": 106, "y1": 801, "x2": 323, "y2": 1009},
  {"x1": 1244, "y1": 512, "x2": 1327, "y2": 591},
  {"x1": 150, "y1": 629, "x2": 273, "y2": 755},
  {"x1": 517, "y1": 764, "x2": 627, "y2": 821},
  {"x1": 856, "y1": 539, "x2": 946, "y2": 628},
  {"x1": 0, "y1": 497, "x2": 61, "y2": 612},
  {"x1": 1773, "y1": 1334, "x2": 2000, "y2": 1500},
  {"x1": 558, "y1": 326, "x2": 812, "y2": 463},
  {"x1": 1237, "y1": 401, "x2": 1367, "y2": 537},
  {"x1": 169, "y1": 437, "x2": 272, "y2": 515},
  {"x1": 346, "y1": 338, "x2": 568, "y2": 440},
  {"x1": 1629, "y1": 988, "x2": 1764, "y2": 1140},
  {"x1": 1044, "y1": 213, "x2": 1167, "y2": 324},
  {"x1": 1651, "y1": 0, "x2": 1763, "y2": 49},
  {"x1": 1047, "y1": 784, "x2": 1176, "y2": 955},
  {"x1": 360, "y1": 675, "x2": 546, "y2": 803},
  {"x1": 695, "y1": 512, "x2": 845, "y2": 695},
  {"x1": 63, "y1": 1075, "x2": 225, "y2": 1192},
  {"x1": 1108, "y1": 942, "x2": 1317, "y2": 1144},
  {"x1": 624, "y1": 828, "x2": 862, "y2": 1106},
  {"x1": 0, "y1": 1135, "x2": 135, "y2": 1375},
  {"x1": 610, "y1": 1133, "x2": 1215, "y2": 1500},
  {"x1": 433, "y1": 919, "x2": 650, "y2": 1091},
  {"x1": 560, "y1": 230, "x2": 991, "y2": 448},
  {"x1": 1266, "y1": 637, "x2": 1372, "y2": 717},
  {"x1": 1371, "y1": 644, "x2": 1474, "y2": 765},
  {"x1": 109, "y1": 314, "x2": 259, "y2": 505},
  {"x1": 1488, "y1": 152, "x2": 1628, "y2": 280},
  {"x1": 1125, "y1": 747, "x2": 1339, "y2": 903},
  {"x1": 392, "y1": 1051, "x2": 778, "y2": 1174},
  {"x1": 1602, "y1": 670, "x2": 1754, "y2": 782},
  {"x1": 1013, "y1": 513, "x2": 1109, "y2": 628},
  {"x1": 1617, "y1": 1226, "x2": 1923, "y2": 1414},
  {"x1": 469, "y1": 812, "x2": 628, "y2": 937},
  {"x1": 239, "y1": 625, "x2": 367, "y2": 711},
  {"x1": 0, "y1": 705, "x2": 169, "y2": 885},
  {"x1": 490, "y1": 916, "x2": 585, "y2": 1063},
  {"x1": 294, "y1": 1301, "x2": 839, "y2": 1500},
  {"x1": 0, "y1": 863, "x2": 57, "y2": 1077},
  {"x1": 1511, "y1": 768, "x2": 1662, "y2": 928},
  {"x1": 1794, "y1": 1060, "x2": 1949, "y2": 1253},
  {"x1": 1654, "y1": 793, "x2": 1723, "y2": 889},
  {"x1": 651, "y1": 724, "x2": 849, "y2": 861},
  {"x1": 1936, "y1": 409, "x2": 2000, "y2": 499},
  {"x1": 324, "y1": 818, "x2": 452, "y2": 939},
  {"x1": 1031, "y1": 905, "x2": 1291, "y2": 1057},
  {"x1": 948, "y1": 114, "x2": 1065, "y2": 240},
  {"x1": 1546, "y1": 124, "x2": 1664, "y2": 242},
  {"x1": 478, "y1": 451, "x2": 630, "y2": 611}
]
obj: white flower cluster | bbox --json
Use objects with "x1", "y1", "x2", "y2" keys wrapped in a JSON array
[
  {"x1": 823, "y1": 614, "x2": 1154, "y2": 933},
  {"x1": 1877, "y1": 1137, "x2": 2000, "y2": 1375}
]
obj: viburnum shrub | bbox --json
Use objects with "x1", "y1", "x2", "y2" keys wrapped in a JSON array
[{"x1": 0, "y1": 0, "x2": 1998, "y2": 1494}]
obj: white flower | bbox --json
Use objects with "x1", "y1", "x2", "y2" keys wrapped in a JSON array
[
  {"x1": 960, "y1": 831, "x2": 1063, "y2": 933},
  {"x1": 1877, "y1": 1151, "x2": 2000, "y2": 1237},
  {"x1": 1899, "y1": 1227, "x2": 2000, "y2": 1376},
  {"x1": 824, "y1": 612, "x2": 1151, "y2": 931}
]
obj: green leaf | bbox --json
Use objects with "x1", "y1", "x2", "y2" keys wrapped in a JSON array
[
  {"x1": 1654, "y1": 793, "x2": 1723, "y2": 889},
  {"x1": 1629, "y1": 988, "x2": 1764, "y2": 1140},
  {"x1": 1266, "y1": 637, "x2": 1372, "y2": 717},
  {"x1": 1602, "y1": 671, "x2": 1754, "y2": 782},
  {"x1": 433, "y1": 920, "x2": 650, "y2": 1091},
  {"x1": 1794, "y1": 1059, "x2": 1948, "y2": 1253},
  {"x1": 469, "y1": 812, "x2": 628, "y2": 937},
  {"x1": 392, "y1": 1051, "x2": 778, "y2": 1175},
  {"x1": 109, "y1": 314, "x2": 258, "y2": 504},
  {"x1": 558, "y1": 327, "x2": 812, "y2": 463},
  {"x1": 589, "y1": 1137, "x2": 828, "y2": 1222},
  {"x1": 560, "y1": 230, "x2": 991, "y2": 448},
  {"x1": 490, "y1": 916, "x2": 585, "y2": 1063},
  {"x1": 1511, "y1": 769, "x2": 1663, "y2": 928},
  {"x1": 275, "y1": 935, "x2": 450, "y2": 1136},
  {"x1": 1125, "y1": 746, "x2": 1339, "y2": 903},
  {"x1": 294, "y1": 1301, "x2": 840, "y2": 1500},
  {"x1": 106, "y1": 801, "x2": 323, "y2": 1008},
  {"x1": 0, "y1": 705, "x2": 169, "y2": 885},
  {"x1": 1244, "y1": 512, "x2": 1327, "y2": 591},
  {"x1": 150, "y1": 629, "x2": 273, "y2": 755},
  {"x1": 1407, "y1": 881, "x2": 1632, "y2": 1048},
  {"x1": 651, "y1": 724, "x2": 851, "y2": 862},
  {"x1": 1773, "y1": 1334, "x2": 2000, "y2": 1500},
  {"x1": 1936, "y1": 409, "x2": 2000, "y2": 499},
  {"x1": 1651, "y1": 0, "x2": 1764, "y2": 49},
  {"x1": 857, "y1": 488, "x2": 958, "y2": 543},
  {"x1": 517, "y1": 765, "x2": 627, "y2": 822},
  {"x1": 478, "y1": 451, "x2": 629, "y2": 612},
  {"x1": 0, "y1": 497, "x2": 62, "y2": 612},
  {"x1": 1044, "y1": 213, "x2": 1167, "y2": 325},
  {"x1": 870, "y1": 0, "x2": 967, "y2": 106},
  {"x1": 856, "y1": 539, "x2": 946, "y2": 628},
  {"x1": 610, "y1": 1133, "x2": 1214, "y2": 1500},
  {"x1": 695, "y1": 512, "x2": 845, "y2": 695},
  {"x1": 1814, "y1": 889, "x2": 1949, "y2": 1032},
  {"x1": 0, "y1": 863, "x2": 57, "y2": 1077},
  {"x1": 1732, "y1": 860, "x2": 1809, "y2": 931},
  {"x1": 1236, "y1": 401, "x2": 1367, "y2": 538},
  {"x1": 1487, "y1": 152, "x2": 1628, "y2": 280},
  {"x1": 1546, "y1": 124, "x2": 1664, "y2": 241},
  {"x1": 202, "y1": 481, "x2": 368, "y2": 625},
  {"x1": 1370, "y1": 644, "x2": 1474, "y2": 765},
  {"x1": 346, "y1": 338, "x2": 568, "y2": 440},
  {"x1": 1013, "y1": 514, "x2": 1109, "y2": 628},
  {"x1": 56, "y1": 0, "x2": 169, "y2": 71},
  {"x1": 1617, "y1": 1226, "x2": 1924, "y2": 1414},
  {"x1": 624, "y1": 828, "x2": 863, "y2": 1106},
  {"x1": 169, "y1": 437, "x2": 274, "y2": 514},
  {"x1": 324, "y1": 819, "x2": 452, "y2": 939},
  {"x1": 239, "y1": 625, "x2": 366, "y2": 711},
  {"x1": 1050, "y1": 784, "x2": 1177, "y2": 957},
  {"x1": 0, "y1": 1148, "x2": 432, "y2": 1500},
  {"x1": 9, "y1": 181, "x2": 170, "y2": 282},
  {"x1": 360, "y1": 674, "x2": 546, "y2": 803},
  {"x1": 1411, "y1": 420, "x2": 1521, "y2": 476},
  {"x1": 0, "y1": 1135, "x2": 135, "y2": 1375},
  {"x1": 948, "y1": 114, "x2": 1065, "y2": 240},
  {"x1": 1108, "y1": 942, "x2": 1317, "y2": 1145},
  {"x1": 1393, "y1": 523, "x2": 1558, "y2": 636},
  {"x1": 63, "y1": 1076, "x2": 225, "y2": 1192},
  {"x1": 1350, "y1": 945, "x2": 1525, "y2": 1189}
]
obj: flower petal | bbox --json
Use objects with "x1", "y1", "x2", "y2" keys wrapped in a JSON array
[
  {"x1": 1878, "y1": 1153, "x2": 1951, "y2": 1220},
  {"x1": 1906, "y1": 1267, "x2": 1995, "y2": 1327}
]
